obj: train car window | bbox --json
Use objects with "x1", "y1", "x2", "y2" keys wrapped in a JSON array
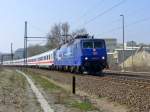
[
  {"x1": 94, "y1": 41, "x2": 104, "y2": 48},
  {"x1": 83, "y1": 41, "x2": 93, "y2": 48}
]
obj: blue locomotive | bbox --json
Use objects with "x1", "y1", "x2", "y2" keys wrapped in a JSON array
[
  {"x1": 54, "y1": 35, "x2": 108, "y2": 73},
  {"x1": 3, "y1": 34, "x2": 108, "y2": 74}
]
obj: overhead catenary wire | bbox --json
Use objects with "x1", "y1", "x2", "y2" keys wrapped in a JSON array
[
  {"x1": 74, "y1": 0, "x2": 148, "y2": 35},
  {"x1": 95, "y1": 16, "x2": 150, "y2": 37},
  {"x1": 29, "y1": 23, "x2": 47, "y2": 34},
  {"x1": 79, "y1": 0, "x2": 127, "y2": 28},
  {"x1": 74, "y1": 0, "x2": 105, "y2": 23},
  {"x1": 27, "y1": 40, "x2": 47, "y2": 42},
  {"x1": 101, "y1": 6, "x2": 150, "y2": 28},
  {"x1": 27, "y1": 0, "x2": 126, "y2": 38},
  {"x1": 126, "y1": 17, "x2": 150, "y2": 28}
]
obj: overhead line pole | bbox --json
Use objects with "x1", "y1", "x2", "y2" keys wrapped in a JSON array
[
  {"x1": 11, "y1": 43, "x2": 13, "y2": 62},
  {"x1": 131, "y1": 40, "x2": 134, "y2": 71},
  {"x1": 24, "y1": 33, "x2": 26, "y2": 66},
  {"x1": 23, "y1": 22, "x2": 76, "y2": 94},
  {"x1": 120, "y1": 14, "x2": 125, "y2": 72},
  {"x1": 24, "y1": 21, "x2": 28, "y2": 68},
  {"x1": 23, "y1": 21, "x2": 52, "y2": 69}
]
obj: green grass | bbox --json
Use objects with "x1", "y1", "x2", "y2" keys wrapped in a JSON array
[
  {"x1": 30, "y1": 74, "x2": 60, "y2": 92},
  {"x1": 27, "y1": 70, "x2": 98, "y2": 111},
  {"x1": 69, "y1": 100, "x2": 96, "y2": 111}
]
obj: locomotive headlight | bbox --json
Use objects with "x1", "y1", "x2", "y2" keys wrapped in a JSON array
[
  {"x1": 85, "y1": 57, "x2": 88, "y2": 60},
  {"x1": 102, "y1": 56, "x2": 105, "y2": 60}
]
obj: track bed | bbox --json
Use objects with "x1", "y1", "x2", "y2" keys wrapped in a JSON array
[{"x1": 0, "y1": 68, "x2": 42, "y2": 112}]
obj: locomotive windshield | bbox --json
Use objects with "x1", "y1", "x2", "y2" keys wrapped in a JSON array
[
  {"x1": 83, "y1": 41, "x2": 93, "y2": 48},
  {"x1": 83, "y1": 40, "x2": 104, "y2": 48},
  {"x1": 94, "y1": 41, "x2": 104, "y2": 48}
]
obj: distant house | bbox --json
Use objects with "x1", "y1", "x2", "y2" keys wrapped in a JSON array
[
  {"x1": 126, "y1": 41, "x2": 137, "y2": 47},
  {"x1": 102, "y1": 38, "x2": 117, "y2": 53},
  {"x1": 114, "y1": 44, "x2": 150, "y2": 64},
  {"x1": 14, "y1": 48, "x2": 24, "y2": 59},
  {"x1": 0, "y1": 53, "x2": 12, "y2": 64}
]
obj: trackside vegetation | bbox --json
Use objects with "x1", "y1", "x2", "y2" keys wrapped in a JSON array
[{"x1": 27, "y1": 70, "x2": 99, "y2": 112}]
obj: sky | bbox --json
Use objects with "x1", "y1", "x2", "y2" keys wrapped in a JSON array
[{"x1": 0, "y1": 0, "x2": 150, "y2": 53}]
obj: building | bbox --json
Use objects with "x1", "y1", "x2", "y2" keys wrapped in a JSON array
[
  {"x1": 126, "y1": 41, "x2": 137, "y2": 47},
  {"x1": 103, "y1": 38, "x2": 117, "y2": 53},
  {"x1": 107, "y1": 41, "x2": 150, "y2": 69},
  {"x1": 115, "y1": 45, "x2": 150, "y2": 64},
  {"x1": 0, "y1": 53, "x2": 12, "y2": 63},
  {"x1": 14, "y1": 48, "x2": 24, "y2": 59}
]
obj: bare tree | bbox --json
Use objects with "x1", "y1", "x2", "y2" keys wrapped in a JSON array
[
  {"x1": 72, "y1": 28, "x2": 87, "y2": 37},
  {"x1": 46, "y1": 23, "x2": 62, "y2": 49},
  {"x1": 27, "y1": 44, "x2": 48, "y2": 57},
  {"x1": 61, "y1": 22, "x2": 70, "y2": 43},
  {"x1": 46, "y1": 22, "x2": 71, "y2": 48},
  {"x1": 46, "y1": 23, "x2": 87, "y2": 49},
  {"x1": 19, "y1": 22, "x2": 88, "y2": 57}
]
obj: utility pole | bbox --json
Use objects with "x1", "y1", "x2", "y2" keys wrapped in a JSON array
[
  {"x1": 23, "y1": 21, "x2": 51, "y2": 68},
  {"x1": 11, "y1": 43, "x2": 13, "y2": 62},
  {"x1": 120, "y1": 14, "x2": 125, "y2": 71},
  {"x1": 24, "y1": 21, "x2": 28, "y2": 67},
  {"x1": 131, "y1": 40, "x2": 134, "y2": 71}
]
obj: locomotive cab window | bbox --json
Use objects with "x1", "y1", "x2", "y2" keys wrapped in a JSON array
[
  {"x1": 83, "y1": 41, "x2": 93, "y2": 48},
  {"x1": 94, "y1": 41, "x2": 104, "y2": 48}
]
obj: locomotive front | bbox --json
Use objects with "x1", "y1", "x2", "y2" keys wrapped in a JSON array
[{"x1": 81, "y1": 39, "x2": 107, "y2": 73}]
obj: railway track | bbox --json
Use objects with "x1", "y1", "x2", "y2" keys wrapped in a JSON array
[
  {"x1": 7, "y1": 66, "x2": 150, "y2": 83},
  {"x1": 102, "y1": 70, "x2": 150, "y2": 87},
  {"x1": 18, "y1": 67, "x2": 150, "y2": 89},
  {"x1": 75, "y1": 71, "x2": 150, "y2": 112},
  {"x1": 103, "y1": 70, "x2": 150, "y2": 79},
  {"x1": 73, "y1": 71, "x2": 150, "y2": 92},
  {"x1": 3, "y1": 66, "x2": 150, "y2": 112},
  {"x1": 11, "y1": 67, "x2": 150, "y2": 112}
]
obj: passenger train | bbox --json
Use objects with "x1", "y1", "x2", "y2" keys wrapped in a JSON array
[{"x1": 3, "y1": 35, "x2": 108, "y2": 74}]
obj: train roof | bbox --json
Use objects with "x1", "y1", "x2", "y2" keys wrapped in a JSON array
[
  {"x1": 3, "y1": 49, "x2": 56, "y2": 63},
  {"x1": 27, "y1": 48, "x2": 56, "y2": 59}
]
